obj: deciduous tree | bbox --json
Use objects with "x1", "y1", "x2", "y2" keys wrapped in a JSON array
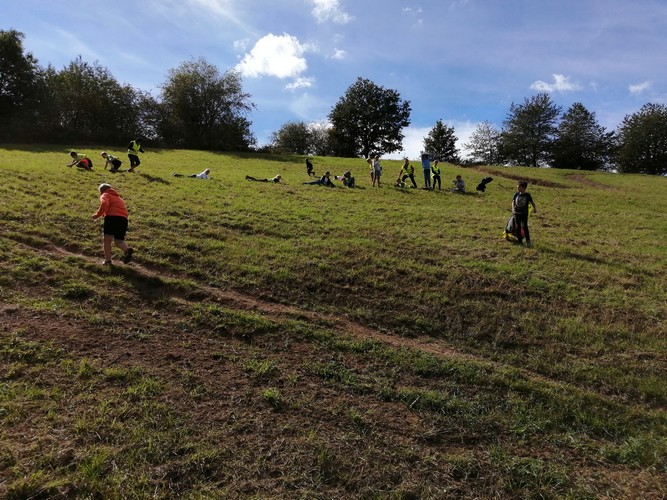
[
  {"x1": 0, "y1": 29, "x2": 39, "y2": 139},
  {"x1": 271, "y1": 121, "x2": 312, "y2": 154},
  {"x1": 464, "y1": 121, "x2": 501, "y2": 165},
  {"x1": 160, "y1": 58, "x2": 255, "y2": 150},
  {"x1": 328, "y1": 77, "x2": 411, "y2": 158}
]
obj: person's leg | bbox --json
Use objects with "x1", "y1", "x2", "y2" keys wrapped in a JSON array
[
  {"x1": 516, "y1": 215, "x2": 527, "y2": 244},
  {"x1": 409, "y1": 174, "x2": 417, "y2": 188},
  {"x1": 103, "y1": 234, "x2": 114, "y2": 262},
  {"x1": 523, "y1": 219, "x2": 531, "y2": 245},
  {"x1": 173, "y1": 173, "x2": 184, "y2": 177},
  {"x1": 114, "y1": 239, "x2": 129, "y2": 252},
  {"x1": 128, "y1": 154, "x2": 139, "y2": 171},
  {"x1": 423, "y1": 169, "x2": 430, "y2": 188},
  {"x1": 115, "y1": 239, "x2": 134, "y2": 262}
]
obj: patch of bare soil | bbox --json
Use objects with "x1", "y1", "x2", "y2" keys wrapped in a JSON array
[
  {"x1": 565, "y1": 173, "x2": 616, "y2": 190},
  {"x1": 473, "y1": 166, "x2": 570, "y2": 188}
]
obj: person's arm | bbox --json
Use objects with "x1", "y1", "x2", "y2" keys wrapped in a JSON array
[
  {"x1": 92, "y1": 195, "x2": 109, "y2": 219},
  {"x1": 530, "y1": 195, "x2": 537, "y2": 213},
  {"x1": 66, "y1": 155, "x2": 79, "y2": 167}
]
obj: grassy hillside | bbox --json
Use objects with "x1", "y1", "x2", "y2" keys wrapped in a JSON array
[{"x1": 1, "y1": 144, "x2": 665, "y2": 498}]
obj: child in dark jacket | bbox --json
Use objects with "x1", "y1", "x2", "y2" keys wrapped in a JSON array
[{"x1": 511, "y1": 181, "x2": 537, "y2": 247}]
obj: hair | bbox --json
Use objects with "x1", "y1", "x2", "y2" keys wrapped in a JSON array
[
  {"x1": 101, "y1": 151, "x2": 107, "y2": 157},
  {"x1": 98, "y1": 183, "x2": 112, "y2": 193},
  {"x1": 70, "y1": 151, "x2": 78, "y2": 157},
  {"x1": 518, "y1": 181, "x2": 528, "y2": 188}
]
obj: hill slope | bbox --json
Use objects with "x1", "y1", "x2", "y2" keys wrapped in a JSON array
[{"x1": 1, "y1": 145, "x2": 665, "y2": 497}]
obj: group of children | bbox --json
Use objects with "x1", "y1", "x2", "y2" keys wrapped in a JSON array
[
  {"x1": 66, "y1": 137, "x2": 145, "y2": 174},
  {"x1": 86, "y1": 150, "x2": 537, "y2": 265}
]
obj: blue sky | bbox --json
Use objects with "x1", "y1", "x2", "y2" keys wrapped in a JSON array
[{"x1": 3, "y1": 0, "x2": 666, "y2": 159}]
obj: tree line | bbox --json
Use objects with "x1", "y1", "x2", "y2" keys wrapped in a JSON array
[
  {"x1": 0, "y1": 29, "x2": 254, "y2": 151},
  {"x1": 273, "y1": 82, "x2": 667, "y2": 176},
  {"x1": 2, "y1": 29, "x2": 665, "y2": 174}
]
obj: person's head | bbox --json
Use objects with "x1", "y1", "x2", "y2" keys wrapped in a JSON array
[
  {"x1": 403, "y1": 157, "x2": 409, "y2": 164},
  {"x1": 275, "y1": 174, "x2": 282, "y2": 181},
  {"x1": 203, "y1": 169, "x2": 211, "y2": 175},
  {"x1": 324, "y1": 171, "x2": 330, "y2": 177},
  {"x1": 101, "y1": 151, "x2": 108, "y2": 158},
  {"x1": 136, "y1": 137, "x2": 143, "y2": 143},
  {"x1": 434, "y1": 160, "x2": 439, "y2": 165},
  {"x1": 344, "y1": 170, "x2": 351, "y2": 177},
  {"x1": 518, "y1": 181, "x2": 528, "y2": 191},
  {"x1": 70, "y1": 151, "x2": 78, "y2": 158},
  {"x1": 456, "y1": 175, "x2": 462, "y2": 180},
  {"x1": 98, "y1": 183, "x2": 112, "y2": 194}
]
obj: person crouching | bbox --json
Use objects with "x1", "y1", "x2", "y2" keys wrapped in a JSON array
[{"x1": 91, "y1": 183, "x2": 134, "y2": 265}]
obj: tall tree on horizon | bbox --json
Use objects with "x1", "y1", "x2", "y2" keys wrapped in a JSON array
[
  {"x1": 328, "y1": 77, "x2": 411, "y2": 158},
  {"x1": 423, "y1": 119, "x2": 459, "y2": 162},
  {"x1": 500, "y1": 93, "x2": 561, "y2": 167},
  {"x1": 552, "y1": 103, "x2": 616, "y2": 170},
  {"x1": 0, "y1": 29, "x2": 39, "y2": 140},
  {"x1": 159, "y1": 58, "x2": 255, "y2": 151},
  {"x1": 616, "y1": 103, "x2": 667, "y2": 175}
]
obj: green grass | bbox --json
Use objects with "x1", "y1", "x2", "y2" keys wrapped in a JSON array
[{"x1": 0, "y1": 144, "x2": 665, "y2": 497}]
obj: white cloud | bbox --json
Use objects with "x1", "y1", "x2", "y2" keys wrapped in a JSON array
[
  {"x1": 286, "y1": 77, "x2": 315, "y2": 91},
  {"x1": 530, "y1": 74, "x2": 582, "y2": 93},
  {"x1": 331, "y1": 49, "x2": 347, "y2": 60},
  {"x1": 311, "y1": 0, "x2": 354, "y2": 24},
  {"x1": 233, "y1": 38, "x2": 250, "y2": 52},
  {"x1": 236, "y1": 33, "x2": 311, "y2": 79},
  {"x1": 629, "y1": 81, "x2": 652, "y2": 95}
]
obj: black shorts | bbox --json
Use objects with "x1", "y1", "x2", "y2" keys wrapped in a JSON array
[{"x1": 103, "y1": 216, "x2": 128, "y2": 240}]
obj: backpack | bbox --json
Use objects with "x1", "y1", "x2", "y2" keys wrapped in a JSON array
[{"x1": 503, "y1": 216, "x2": 524, "y2": 242}]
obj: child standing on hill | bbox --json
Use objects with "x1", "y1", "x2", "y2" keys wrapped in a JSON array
[
  {"x1": 371, "y1": 156, "x2": 383, "y2": 187},
  {"x1": 431, "y1": 160, "x2": 442, "y2": 190},
  {"x1": 92, "y1": 183, "x2": 134, "y2": 265},
  {"x1": 127, "y1": 137, "x2": 144, "y2": 172},
  {"x1": 512, "y1": 181, "x2": 537, "y2": 247}
]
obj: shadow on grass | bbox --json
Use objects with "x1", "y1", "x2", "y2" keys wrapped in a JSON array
[
  {"x1": 104, "y1": 265, "x2": 181, "y2": 302},
  {"x1": 138, "y1": 172, "x2": 171, "y2": 184}
]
